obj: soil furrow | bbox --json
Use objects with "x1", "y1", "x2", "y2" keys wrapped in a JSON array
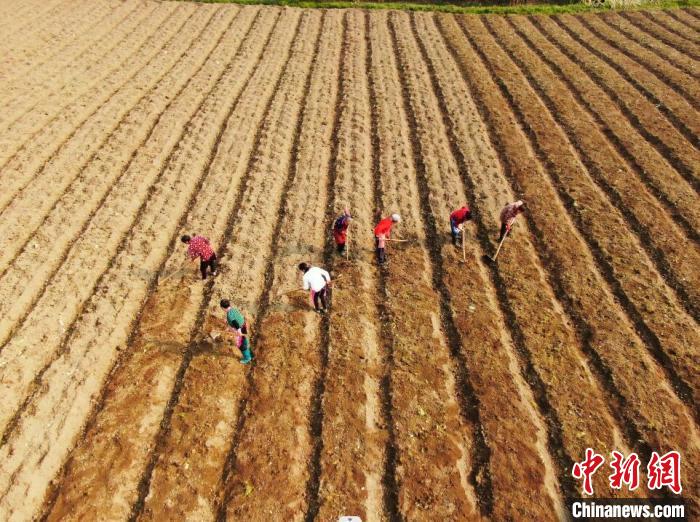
[
  {"x1": 635, "y1": 11, "x2": 699, "y2": 50},
  {"x1": 521, "y1": 16, "x2": 700, "y2": 240},
  {"x1": 302, "y1": 11, "x2": 354, "y2": 522},
  {"x1": 132, "y1": 11, "x2": 322, "y2": 521},
  {"x1": 413, "y1": 10, "x2": 635, "y2": 514},
  {"x1": 303, "y1": 11, "x2": 392, "y2": 522},
  {"x1": 0, "y1": 0, "x2": 153, "y2": 132},
  {"x1": 549, "y1": 15, "x2": 700, "y2": 188},
  {"x1": 0, "y1": 4, "x2": 193, "y2": 218},
  {"x1": 448, "y1": 13, "x2": 700, "y2": 514},
  {"x1": 281, "y1": 12, "x2": 393, "y2": 522},
  {"x1": 440, "y1": 10, "x2": 665, "y2": 498},
  {"x1": 0, "y1": 0, "x2": 122, "y2": 94},
  {"x1": 482, "y1": 16, "x2": 700, "y2": 346},
  {"x1": 0, "y1": 6, "x2": 200, "y2": 273},
  {"x1": 1, "y1": 0, "x2": 109, "y2": 46},
  {"x1": 0, "y1": 6, "x2": 217, "y2": 351},
  {"x1": 668, "y1": 8, "x2": 700, "y2": 30},
  {"x1": 0, "y1": 2, "x2": 183, "y2": 177},
  {"x1": 0, "y1": 0, "x2": 166, "y2": 144},
  {"x1": 646, "y1": 10, "x2": 700, "y2": 43},
  {"x1": 0, "y1": 2, "x2": 252, "y2": 446},
  {"x1": 0, "y1": 7, "x2": 276, "y2": 521},
  {"x1": 592, "y1": 14, "x2": 700, "y2": 112},
  {"x1": 34, "y1": 8, "x2": 284, "y2": 521},
  {"x1": 388, "y1": 10, "x2": 489, "y2": 517},
  {"x1": 627, "y1": 10, "x2": 700, "y2": 58},
  {"x1": 0, "y1": 0, "x2": 112, "y2": 73},
  {"x1": 0, "y1": 0, "x2": 70, "y2": 41}
]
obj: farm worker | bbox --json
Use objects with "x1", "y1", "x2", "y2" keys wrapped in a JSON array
[
  {"x1": 298, "y1": 262, "x2": 331, "y2": 314},
  {"x1": 449, "y1": 205, "x2": 472, "y2": 246},
  {"x1": 374, "y1": 213, "x2": 401, "y2": 265},
  {"x1": 220, "y1": 299, "x2": 253, "y2": 364},
  {"x1": 498, "y1": 200, "x2": 526, "y2": 242},
  {"x1": 181, "y1": 234, "x2": 218, "y2": 280},
  {"x1": 332, "y1": 208, "x2": 352, "y2": 255}
]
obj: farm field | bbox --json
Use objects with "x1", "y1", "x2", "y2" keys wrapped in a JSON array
[{"x1": 0, "y1": 0, "x2": 698, "y2": 520}]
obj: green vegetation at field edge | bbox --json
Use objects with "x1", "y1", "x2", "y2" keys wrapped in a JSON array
[{"x1": 192, "y1": 0, "x2": 699, "y2": 15}]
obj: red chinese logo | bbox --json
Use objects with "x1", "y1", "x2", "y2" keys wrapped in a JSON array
[
  {"x1": 609, "y1": 451, "x2": 640, "y2": 491},
  {"x1": 572, "y1": 449, "x2": 682, "y2": 496},
  {"x1": 648, "y1": 451, "x2": 682, "y2": 495},
  {"x1": 572, "y1": 448, "x2": 605, "y2": 495}
]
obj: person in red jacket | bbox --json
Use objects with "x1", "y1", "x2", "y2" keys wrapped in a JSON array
[
  {"x1": 449, "y1": 205, "x2": 472, "y2": 246},
  {"x1": 374, "y1": 213, "x2": 401, "y2": 265},
  {"x1": 332, "y1": 209, "x2": 352, "y2": 255}
]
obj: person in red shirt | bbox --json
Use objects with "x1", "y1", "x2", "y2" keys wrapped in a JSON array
[
  {"x1": 374, "y1": 213, "x2": 401, "y2": 265},
  {"x1": 181, "y1": 234, "x2": 218, "y2": 280},
  {"x1": 449, "y1": 205, "x2": 472, "y2": 246},
  {"x1": 332, "y1": 209, "x2": 352, "y2": 255}
]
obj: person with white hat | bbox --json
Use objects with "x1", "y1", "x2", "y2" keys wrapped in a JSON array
[
  {"x1": 373, "y1": 213, "x2": 401, "y2": 265},
  {"x1": 499, "y1": 200, "x2": 525, "y2": 241}
]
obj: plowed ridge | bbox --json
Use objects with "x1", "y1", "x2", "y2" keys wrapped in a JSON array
[{"x1": 0, "y1": 2, "x2": 697, "y2": 520}]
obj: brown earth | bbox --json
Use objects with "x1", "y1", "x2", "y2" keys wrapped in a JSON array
[{"x1": 0, "y1": 1, "x2": 697, "y2": 521}]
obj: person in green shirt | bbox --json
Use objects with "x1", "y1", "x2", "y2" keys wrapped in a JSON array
[{"x1": 220, "y1": 299, "x2": 253, "y2": 364}]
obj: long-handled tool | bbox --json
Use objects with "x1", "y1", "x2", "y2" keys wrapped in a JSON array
[
  {"x1": 461, "y1": 226, "x2": 466, "y2": 263},
  {"x1": 158, "y1": 260, "x2": 188, "y2": 285},
  {"x1": 485, "y1": 228, "x2": 509, "y2": 263}
]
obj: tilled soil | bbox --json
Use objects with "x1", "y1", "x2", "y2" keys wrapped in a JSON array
[{"x1": 0, "y1": 1, "x2": 697, "y2": 520}]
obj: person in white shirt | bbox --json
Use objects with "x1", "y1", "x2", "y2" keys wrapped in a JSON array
[{"x1": 298, "y1": 262, "x2": 331, "y2": 314}]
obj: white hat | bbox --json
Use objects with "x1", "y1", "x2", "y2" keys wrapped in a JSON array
[{"x1": 391, "y1": 213, "x2": 401, "y2": 222}]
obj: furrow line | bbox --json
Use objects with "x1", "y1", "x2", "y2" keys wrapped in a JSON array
[
  {"x1": 0, "y1": 5, "x2": 197, "y2": 269},
  {"x1": 2, "y1": 0, "x2": 104, "y2": 55},
  {"x1": 668, "y1": 8, "x2": 700, "y2": 30},
  {"x1": 438, "y1": 12, "x2": 648, "y2": 501},
  {"x1": 0, "y1": 0, "x2": 124, "y2": 92},
  {"x1": 37, "y1": 9, "x2": 283, "y2": 521},
  {"x1": 142, "y1": 10, "x2": 325, "y2": 521},
  {"x1": 637, "y1": 10, "x2": 700, "y2": 51},
  {"x1": 521, "y1": 16, "x2": 700, "y2": 239},
  {"x1": 0, "y1": 6, "x2": 211, "y2": 349},
  {"x1": 0, "y1": 0, "x2": 69, "y2": 40},
  {"x1": 592, "y1": 14, "x2": 700, "y2": 106},
  {"x1": 128, "y1": 11, "x2": 309, "y2": 520},
  {"x1": 0, "y1": 2, "x2": 185, "y2": 175},
  {"x1": 0, "y1": 7, "x2": 275, "y2": 520},
  {"x1": 481, "y1": 14, "x2": 700, "y2": 415},
  {"x1": 390, "y1": 10, "x2": 502, "y2": 518},
  {"x1": 295, "y1": 12, "x2": 391, "y2": 522},
  {"x1": 551, "y1": 15, "x2": 700, "y2": 186},
  {"x1": 443, "y1": 14, "x2": 699, "y2": 510},
  {"x1": 0, "y1": 0, "x2": 165, "y2": 138},
  {"x1": 211, "y1": 12, "x2": 329, "y2": 518},
  {"x1": 409, "y1": 10, "x2": 589, "y2": 511},
  {"x1": 620, "y1": 11, "x2": 700, "y2": 61},
  {"x1": 361, "y1": 11, "x2": 401, "y2": 522},
  {"x1": 0, "y1": 0, "x2": 151, "y2": 131},
  {"x1": 0, "y1": 0, "x2": 107, "y2": 70},
  {"x1": 0, "y1": 4, "x2": 231, "y2": 442},
  {"x1": 0, "y1": 4, "x2": 255, "y2": 441},
  {"x1": 487, "y1": 15, "x2": 700, "y2": 323}
]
